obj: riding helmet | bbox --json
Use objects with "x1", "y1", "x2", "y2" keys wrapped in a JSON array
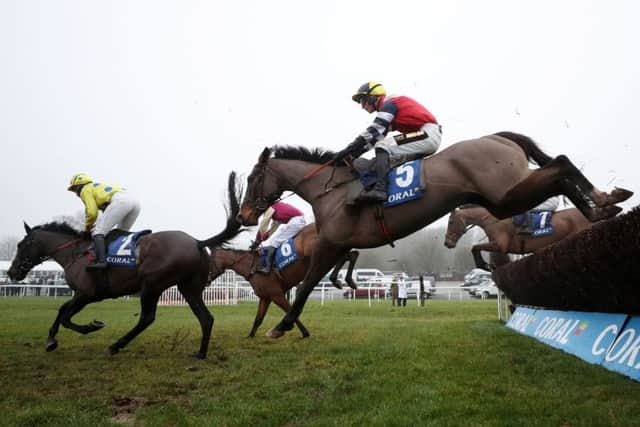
[
  {"x1": 67, "y1": 173, "x2": 93, "y2": 191},
  {"x1": 352, "y1": 81, "x2": 386, "y2": 104}
]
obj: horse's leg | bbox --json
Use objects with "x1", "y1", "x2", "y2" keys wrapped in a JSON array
[
  {"x1": 47, "y1": 296, "x2": 101, "y2": 352},
  {"x1": 59, "y1": 295, "x2": 104, "y2": 335},
  {"x1": 107, "y1": 287, "x2": 161, "y2": 356},
  {"x1": 248, "y1": 298, "x2": 271, "y2": 338},
  {"x1": 489, "y1": 156, "x2": 622, "y2": 222},
  {"x1": 328, "y1": 255, "x2": 347, "y2": 290},
  {"x1": 178, "y1": 283, "x2": 214, "y2": 359},
  {"x1": 46, "y1": 299, "x2": 73, "y2": 352},
  {"x1": 271, "y1": 293, "x2": 309, "y2": 338},
  {"x1": 268, "y1": 241, "x2": 346, "y2": 339},
  {"x1": 343, "y1": 251, "x2": 360, "y2": 290},
  {"x1": 471, "y1": 244, "x2": 495, "y2": 271}
]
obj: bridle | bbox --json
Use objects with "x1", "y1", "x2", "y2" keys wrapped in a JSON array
[
  {"x1": 14, "y1": 233, "x2": 84, "y2": 276},
  {"x1": 249, "y1": 161, "x2": 284, "y2": 214},
  {"x1": 446, "y1": 210, "x2": 475, "y2": 243}
]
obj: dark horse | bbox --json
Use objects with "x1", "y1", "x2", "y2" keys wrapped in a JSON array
[
  {"x1": 208, "y1": 222, "x2": 359, "y2": 338},
  {"x1": 7, "y1": 173, "x2": 243, "y2": 359},
  {"x1": 444, "y1": 205, "x2": 592, "y2": 270},
  {"x1": 237, "y1": 132, "x2": 632, "y2": 338}
]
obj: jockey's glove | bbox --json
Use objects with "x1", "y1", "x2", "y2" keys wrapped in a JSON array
[{"x1": 333, "y1": 136, "x2": 369, "y2": 163}]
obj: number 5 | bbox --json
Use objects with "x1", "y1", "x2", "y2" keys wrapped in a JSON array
[{"x1": 395, "y1": 164, "x2": 414, "y2": 188}]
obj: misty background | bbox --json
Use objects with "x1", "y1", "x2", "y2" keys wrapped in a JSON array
[{"x1": 2, "y1": 1, "x2": 639, "y2": 274}]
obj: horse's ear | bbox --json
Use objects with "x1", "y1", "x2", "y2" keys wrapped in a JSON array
[
  {"x1": 259, "y1": 147, "x2": 271, "y2": 164},
  {"x1": 23, "y1": 221, "x2": 32, "y2": 234}
]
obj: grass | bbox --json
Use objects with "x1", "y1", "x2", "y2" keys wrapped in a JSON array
[{"x1": 0, "y1": 297, "x2": 638, "y2": 426}]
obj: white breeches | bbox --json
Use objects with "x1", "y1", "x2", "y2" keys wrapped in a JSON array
[
  {"x1": 93, "y1": 191, "x2": 141, "y2": 236},
  {"x1": 375, "y1": 122, "x2": 442, "y2": 167},
  {"x1": 532, "y1": 196, "x2": 560, "y2": 212},
  {"x1": 261, "y1": 216, "x2": 307, "y2": 248}
]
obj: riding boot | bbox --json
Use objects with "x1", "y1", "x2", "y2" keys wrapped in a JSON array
[
  {"x1": 257, "y1": 246, "x2": 276, "y2": 274},
  {"x1": 86, "y1": 234, "x2": 108, "y2": 271},
  {"x1": 517, "y1": 213, "x2": 533, "y2": 235},
  {"x1": 357, "y1": 149, "x2": 390, "y2": 203}
]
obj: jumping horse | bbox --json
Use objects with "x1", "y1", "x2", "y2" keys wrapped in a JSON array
[
  {"x1": 7, "y1": 173, "x2": 244, "y2": 359},
  {"x1": 444, "y1": 205, "x2": 592, "y2": 270},
  {"x1": 209, "y1": 225, "x2": 359, "y2": 337},
  {"x1": 237, "y1": 131, "x2": 632, "y2": 338}
]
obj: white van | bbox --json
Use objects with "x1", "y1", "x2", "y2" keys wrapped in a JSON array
[{"x1": 353, "y1": 269, "x2": 389, "y2": 286}]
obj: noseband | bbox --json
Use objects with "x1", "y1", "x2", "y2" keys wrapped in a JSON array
[{"x1": 250, "y1": 162, "x2": 283, "y2": 213}]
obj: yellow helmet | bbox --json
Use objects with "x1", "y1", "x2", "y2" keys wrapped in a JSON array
[
  {"x1": 352, "y1": 81, "x2": 386, "y2": 104},
  {"x1": 67, "y1": 173, "x2": 93, "y2": 191}
]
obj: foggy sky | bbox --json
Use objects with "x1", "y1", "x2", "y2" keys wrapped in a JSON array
[{"x1": 2, "y1": 0, "x2": 639, "y2": 245}]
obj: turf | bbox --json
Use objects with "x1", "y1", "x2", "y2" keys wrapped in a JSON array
[{"x1": 0, "y1": 297, "x2": 638, "y2": 426}]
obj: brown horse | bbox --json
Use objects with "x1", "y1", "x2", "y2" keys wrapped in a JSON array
[
  {"x1": 444, "y1": 205, "x2": 592, "y2": 270},
  {"x1": 237, "y1": 131, "x2": 632, "y2": 338},
  {"x1": 208, "y1": 222, "x2": 359, "y2": 338},
  {"x1": 7, "y1": 173, "x2": 243, "y2": 359}
]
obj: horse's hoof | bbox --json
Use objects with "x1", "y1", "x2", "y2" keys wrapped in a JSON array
[
  {"x1": 612, "y1": 187, "x2": 634, "y2": 201},
  {"x1": 91, "y1": 319, "x2": 106, "y2": 329},
  {"x1": 46, "y1": 339, "x2": 58, "y2": 352},
  {"x1": 302, "y1": 333, "x2": 310, "y2": 339},
  {"x1": 107, "y1": 346, "x2": 119, "y2": 356},
  {"x1": 266, "y1": 328, "x2": 284, "y2": 339},
  {"x1": 190, "y1": 352, "x2": 206, "y2": 360}
]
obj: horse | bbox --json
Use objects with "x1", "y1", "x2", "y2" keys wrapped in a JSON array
[
  {"x1": 7, "y1": 173, "x2": 243, "y2": 359},
  {"x1": 237, "y1": 131, "x2": 633, "y2": 338},
  {"x1": 208, "y1": 222, "x2": 359, "y2": 338},
  {"x1": 444, "y1": 205, "x2": 592, "y2": 271}
]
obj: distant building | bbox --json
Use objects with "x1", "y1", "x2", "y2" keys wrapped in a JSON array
[{"x1": 0, "y1": 260, "x2": 65, "y2": 285}]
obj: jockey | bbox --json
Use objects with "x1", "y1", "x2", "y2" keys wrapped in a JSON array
[
  {"x1": 333, "y1": 81, "x2": 442, "y2": 203},
  {"x1": 255, "y1": 201, "x2": 306, "y2": 274},
  {"x1": 67, "y1": 173, "x2": 141, "y2": 271}
]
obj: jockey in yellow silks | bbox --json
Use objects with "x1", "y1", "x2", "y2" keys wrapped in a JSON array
[{"x1": 67, "y1": 173, "x2": 141, "y2": 271}]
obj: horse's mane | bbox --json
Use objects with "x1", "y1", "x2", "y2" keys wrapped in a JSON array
[
  {"x1": 272, "y1": 145, "x2": 336, "y2": 164},
  {"x1": 34, "y1": 222, "x2": 84, "y2": 238}
]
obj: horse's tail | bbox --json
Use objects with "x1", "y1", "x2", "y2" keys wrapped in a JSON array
[
  {"x1": 197, "y1": 171, "x2": 246, "y2": 249},
  {"x1": 494, "y1": 131, "x2": 553, "y2": 167}
]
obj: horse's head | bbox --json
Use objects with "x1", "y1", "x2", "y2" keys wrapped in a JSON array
[
  {"x1": 8, "y1": 222, "x2": 47, "y2": 281},
  {"x1": 238, "y1": 147, "x2": 282, "y2": 226},
  {"x1": 444, "y1": 209, "x2": 465, "y2": 249}
]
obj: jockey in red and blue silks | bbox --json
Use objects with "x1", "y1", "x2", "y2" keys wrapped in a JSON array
[
  {"x1": 255, "y1": 201, "x2": 307, "y2": 274},
  {"x1": 333, "y1": 81, "x2": 442, "y2": 203}
]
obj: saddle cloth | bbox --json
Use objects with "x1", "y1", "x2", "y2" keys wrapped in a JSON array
[
  {"x1": 512, "y1": 211, "x2": 554, "y2": 237},
  {"x1": 262, "y1": 238, "x2": 300, "y2": 272},
  {"x1": 346, "y1": 158, "x2": 425, "y2": 207},
  {"x1": 100, "y1": 229, "x2": 152, "y2": 267}
]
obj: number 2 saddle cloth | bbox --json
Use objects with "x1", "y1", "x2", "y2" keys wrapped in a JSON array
[
  {"x1": 345, "y1": 158, "x2": 426, "y2": 207},
  {"x1": 88, "y1": 229, "x2": 152, "y2": 267}
]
